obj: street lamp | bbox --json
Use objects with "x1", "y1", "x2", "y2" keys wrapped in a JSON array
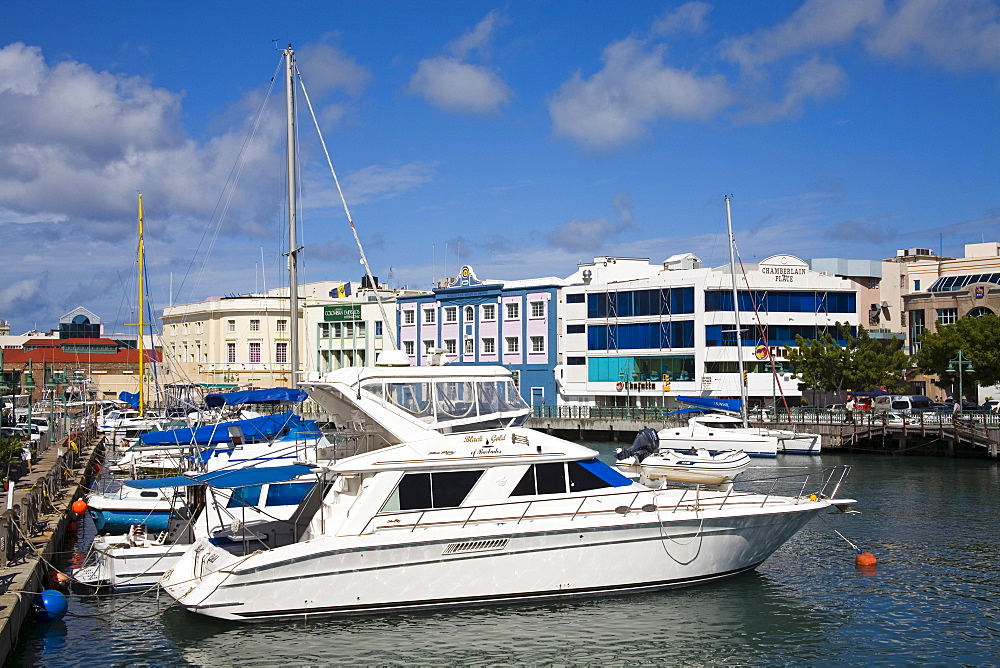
[
  {"x1": 947, "y1": 351, "x2": 975, "y2": 408},
  {"x1": 23, "y1": 363, "x2": 36, "y2": 451}
]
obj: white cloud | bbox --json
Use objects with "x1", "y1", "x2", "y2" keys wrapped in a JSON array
[
  {"x1": 547, "y1": 38, "x2": 732, "y2": 151},
  {"x1": 0, "y1": 275, "x2": 47, "y2": 313},
  {"x1": 409, "y1": 57, "x2": 513, "y2": 115},
  {"x1": 723, "y1": 0, "x2": 885, "y2": 70},
  {"x1": 336, "y1": 162, "x2": 436, "y2": 205},
  {"x1": 652, "y1": 2, "x2": 712, "y2": 35},
  {"x1": 737, "y1": 57, "x2": 848, "y2": 123},
  {"x1": 409, "y1": 12, "x2": 514, "y2": 115},
  {"x1": 866, "y1": 0, "x2": 1000, "y2": 71},
  {"x1": 546, "y1": 192, "x2": 636, "y2": 252}
]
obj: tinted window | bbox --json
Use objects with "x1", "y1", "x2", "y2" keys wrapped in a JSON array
[
  {"x1": 228, "y1": 485, "x2": 263, "y2": 508},
  {"x1": 536, "y1": 463, "x2": 566, "y2": 494},
  {"x1": 568, "y1": 461, "x2": 611, "y2": 492},
  {"x1": 389, "y1": 470, "x2": 484, "y2": 511},
  {"x1": 265, "y1": 481, "x2": 314, "y2": 507}
]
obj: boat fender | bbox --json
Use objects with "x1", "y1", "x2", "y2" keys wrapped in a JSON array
[
  {"x1": 855, "y1": 552, "x2": 877, "y2": 569},
  {"x1": 71, "y1": 499, "x2": 88, "y2": 514},
  {"x1": 33, "y1": 590, "x2": 68, "y2": 622}
]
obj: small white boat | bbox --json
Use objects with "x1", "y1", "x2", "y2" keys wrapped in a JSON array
[{"x1": 615, "y1": 428, "x2": 750, "y2": 484}]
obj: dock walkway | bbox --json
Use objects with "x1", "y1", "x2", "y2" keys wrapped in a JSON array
[{"x1": 0, "y1": 427, "x2": 102, "y2": 662}]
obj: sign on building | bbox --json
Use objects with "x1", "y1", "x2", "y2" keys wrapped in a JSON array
[
  {"x1": 324, "y1": 304, "x2": 361, "y2": 322},
  {"x1": 758, "y1": 254, "x2": 809, "y2": 284}
]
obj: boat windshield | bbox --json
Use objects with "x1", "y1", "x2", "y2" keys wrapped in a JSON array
[{"x1": 368, "y1": 378, "x2": 529, "y2": 428}]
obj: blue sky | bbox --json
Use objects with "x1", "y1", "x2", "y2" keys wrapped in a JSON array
[{"x1": 1, "y1": 0, "x2": 998, "y2": 336}]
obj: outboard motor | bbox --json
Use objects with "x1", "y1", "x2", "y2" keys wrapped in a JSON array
[{"x1": 615, "y1": 427, "x2": 660, "y2": 462}]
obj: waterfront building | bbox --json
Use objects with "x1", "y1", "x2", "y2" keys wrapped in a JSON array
[
  {"x1": 395, "y1": 265, "x2": 565, "y2": 407},
  {"x1": 557, "y1": 255, "x2": 858, "y2": 409},
  {"x1": 161, "y1": 279, "x2": 428, "y2": 388},
  {"x1": 896, "y1": 242, "x2": 1000, "y2": 401}
]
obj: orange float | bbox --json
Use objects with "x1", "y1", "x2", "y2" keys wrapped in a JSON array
[
  {"x1": 71, "y1": 499, "x2": 88, "y2": 514},
  {"x1": 855, "y1": 551, "x2": 877, "y2": 568}
]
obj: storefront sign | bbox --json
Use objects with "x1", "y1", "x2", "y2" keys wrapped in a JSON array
[
  {"x1": 758, "y1": 254, "x2": 809, "y2": 284},
  {"x1": 324, "y1": 304, "x2": 361, "y2": 321}
]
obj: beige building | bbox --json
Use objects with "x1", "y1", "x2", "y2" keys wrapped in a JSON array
[{"x1": 160, "y1": 280, "x2": 430, "y2": 389}]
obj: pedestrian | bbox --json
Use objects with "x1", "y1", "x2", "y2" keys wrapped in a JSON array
[
  {"x1": 952, "y1": 400, "x2": 961, "y2": 421},
  {"x1": 21, "y1": 441, "x2": 32, "y2": 474},
  {"x1": 845, "y1": 396, "x2": 855, "y2": 424}
]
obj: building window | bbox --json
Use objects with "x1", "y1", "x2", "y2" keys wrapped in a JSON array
[
  {"x1": 375, "y1": 322, "x2": 383, "y2": 336},
  {"x1": 531, "y1": 301, "x2": 544, "y2": 318},
  {"x1": 404, "y1": 340, "x2": 414, "y2": 355},
  {"x1": 249, "y1": 342, "x2": 261, "y2": 363},
  {"x1": 464, "y1": 306, "x2": 474, "y2": 321},
  {"x1": 275, "y1": 342, "x2": 288, "y2": 364},
  {"x1": 424, "y1": 340, "x2": 435, "y2": 352},
  {"x1": 332, "y1": 323, "x2": 342, "y2": 338},
  {"x1": 506, "y1": 302, "x2": 519, "y2": 320},
  {"x1": 567, "y1": 324, "x2": 585, "y2": 334},
  {"x1": 183, "y1": 323, "x2": 189, "y2": 335},
  {"x1": 909, "y1": 309, "x2": 925, "y2": 353},
  {"x1": 424, "y1": 308, "x2": 436, "y2": 324},
  {"x1": 567, "y1": 356, "x2": 586, "y2": 365},
  {"x1": 276, "y1": 319, "x2": 288, "y2": 332},
  {"x1": 913, "y1": 280, "x2": 921, "y2": 291},
  {"x1": 506, "y1": 336, "x2": 519, "y2": 353},
  {"x1": 482, "y1": 338, "x2": 495, "y2": 354},
  {"x1": 227, "y1": 342, "x2": 236, "y2": 363},
  {"x1": 403, "y1": 310, "x2": 415, "y2": 324},
  {"x1": 444, "y1": 307, "x2": 457, "y2": 323},
  {"x1": 465, "y1": 338, "x2": 474, "y2": 354},
  {"x1": 445, "y1": 339, "x2": 457, "y2": 354},
  {"x1": 319, "y1": 323, "x2": 330, "y2": 338},
  {"x1": 358, "y1": 322, "x2": 366, "y2": 336},
  {"x1": 250, "y1": 319, "x2": 260, "y2": 332},
  {"x1": 227, "y1": 320, "x2": 235, "y2": 333},
  {"x1": 566, "y1": 293, "x2": 585, "y2": 304},
  {"x1": 936, "y1": 308, "x2": 958, "y2": 325},
  {"x1": 530, "y1": 336, "x2": 544, "y2": 353},
  {"x1": 345, "y1": 323, "x2": 355, "y2": 338},
  {"x1": 482, "y1": 304, "x2": 496, "y2": 321}
]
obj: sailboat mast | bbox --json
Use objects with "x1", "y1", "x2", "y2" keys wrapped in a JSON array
[
  {"x1": 137, "y1": 193, "x2": 146, "y2": 414},
  {"x1": 284, "y1": 46, "x2": 300, "y2": 388},
  {"x1": 725, "y1": 196, "x2": 749, "y2": 427}
]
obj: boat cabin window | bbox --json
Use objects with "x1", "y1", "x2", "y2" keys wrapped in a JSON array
[
  {"x1": 511, "y1": 459, "x2": 633, "y2": 496},
  {"x1": 265, "y1": 481, "x2": 314, "y2": 507},
  {"x1": 139, "y1": 491, "x2": 159, "y2": 498},
  {"x1": 360, "y1": 381, "x2": 383, "y2": 399},
  {"x1": 227, "y1": 485, "x2": 263, "y2": 508},
  {"x1": 381, "y1": 470, "x2": 485, "y2": 512},
  {"x1": 436, "y1": 382, "x2": 476, "y2": 419},
  {"x1": 387, "y1": 382, "x2": 433, "y2": 419}
]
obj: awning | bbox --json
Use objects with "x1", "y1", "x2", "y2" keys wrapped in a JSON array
[
  {"x1": 124, "y1": 463, "x2": 316, "y2": 490},
  {"x1": 205, "y1": 388, "x2": 307, "y2": 408}
]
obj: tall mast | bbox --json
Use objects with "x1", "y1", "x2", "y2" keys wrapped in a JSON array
[
  {"x1": 284, "y1": 46, "x2": 300, "y2": 388},
  {"x1": 137, "y1": 193, "x2": 146, "y2": 414},
  {"x1": 725, "y1": 196, "x2": 749, "y2": 427}
]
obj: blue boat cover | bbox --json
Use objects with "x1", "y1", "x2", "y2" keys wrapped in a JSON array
[
  {"x1": 138, "y1": 411, "x2": 301, "y2": 446},
  {"x1": 119, "y1": 391, "x2": 140, "y2": 409},
  {"x1": 676, "y1": 395, "x2": 741, "y2": 413},
  {"x1": 124, "y1": 463, "x2": 316, "y2": 489},
  {"x1": 578, "y1": 458, "x2": 633, "y2": 487},
  {"x1": 205, "y1": 388, "x2": 307, "y2": 408}
]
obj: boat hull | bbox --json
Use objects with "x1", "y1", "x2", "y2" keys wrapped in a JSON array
[{"x1": 163, "y1": 497, "x2": 830, "y2": 622}]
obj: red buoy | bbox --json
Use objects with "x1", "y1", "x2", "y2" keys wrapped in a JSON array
[
  {"x1": 71, "y1": 499, "x2": 88, "y2": 514},
  {"x1": 855, "y1": 551, "x2": 877, "y2": 568},
  {"x1": 67, "y1": 520, "x2": 79, "y2": 533}
]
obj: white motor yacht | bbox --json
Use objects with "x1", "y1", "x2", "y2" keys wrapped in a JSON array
[
  {"x1": 658, "y1": 413, "x2": 820, "y2": 458},
  {"x1": 161, "y1": 427, "x2": 854, "y2": 622}
]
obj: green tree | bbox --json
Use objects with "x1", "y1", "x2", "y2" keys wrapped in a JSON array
[
  {"x1": 787, "y1": 323, "x2": 909, "y2": 394},
  {"x1": 912, "y1": 313, "x2": 1000, "y2": 391}
]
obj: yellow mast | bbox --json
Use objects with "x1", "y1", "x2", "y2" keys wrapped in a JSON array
[{"x1": 137, "y1": 193, "x2": 145, "y2": 414}]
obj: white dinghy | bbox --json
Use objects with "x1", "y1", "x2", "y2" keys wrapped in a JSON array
[{"x1": 615, "y1": 428, "x2": 750, "y2": 485}]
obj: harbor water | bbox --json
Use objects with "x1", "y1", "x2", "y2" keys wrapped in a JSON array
[{"x1": 10, "y1": 444, "x2": 1000, "y2": 666}]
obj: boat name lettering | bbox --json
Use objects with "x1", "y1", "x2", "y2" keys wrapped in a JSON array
[
  {"x1": 474, "y1": 447, "x2": 502, "y2": 456},
  {"x1": 464, "y1": 436, "x2": 484, "y2": 443},
  {"x1": 428, "y1": 451, "x2": 456, "y2": 455}
]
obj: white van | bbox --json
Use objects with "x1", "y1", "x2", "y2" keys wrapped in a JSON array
[{"x1": 873, "y1": 395, "x2": 933, "y2": 412}]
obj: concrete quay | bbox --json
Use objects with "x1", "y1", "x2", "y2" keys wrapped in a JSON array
[{"x1": 0, "y1": 426, "x2": 102, "y2": 662}]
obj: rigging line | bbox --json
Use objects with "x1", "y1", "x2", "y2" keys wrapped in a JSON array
[
  {"x1": 734, "y1": 249, "x2": 793, "y2": 418},
  {"x1": 175, "y1": 54, "x2": 284, "y2": 305},
  {"x1": 294, "y1": 64, "x2": 399, "y2": 351}
]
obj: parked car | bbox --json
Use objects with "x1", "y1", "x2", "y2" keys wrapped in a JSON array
[
  {"x1": 17, "y1": 417, "x2": 49, "y2": 433},
  {"x1": 982, "y1": 400, "x2": 1000, "y2": 412}
]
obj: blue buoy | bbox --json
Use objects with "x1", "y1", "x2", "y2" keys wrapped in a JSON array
[{"x1": 33, "y1": 589, "x2": 68, "y2": 622}]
